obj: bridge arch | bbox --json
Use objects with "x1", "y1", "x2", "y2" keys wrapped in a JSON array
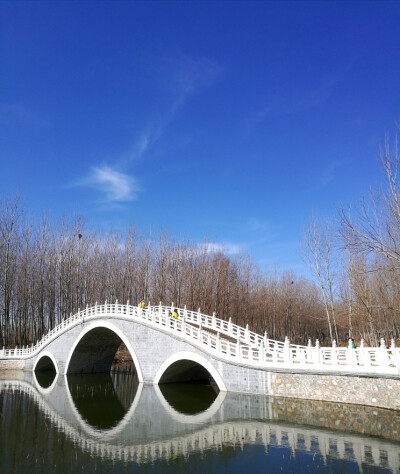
[
  {"x1": 34, "y1": 350, "x2": 59, "y2": 374},
  {"x1": 64, "y1": 321, "x2": 144, "y2": 382},
  {"x1": 153, "y1": 351, "x2": 227, "y2": 392}
]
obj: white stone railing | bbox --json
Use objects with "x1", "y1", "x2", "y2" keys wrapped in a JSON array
[{"x1": 0, "y1": 302, "x2": 399, "y2": 376}]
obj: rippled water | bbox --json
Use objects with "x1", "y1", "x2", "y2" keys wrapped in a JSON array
[{"x1": 1, "y1": 371, "x2": 399, "y2": 473}]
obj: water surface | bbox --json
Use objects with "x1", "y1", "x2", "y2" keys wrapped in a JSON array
[{"x1": 0, "y1": 371, "x2": 399, "y2": 473}]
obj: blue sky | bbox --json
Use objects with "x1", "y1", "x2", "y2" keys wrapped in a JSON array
[{"x1": 1, "y1": 1, "x2": 400, "y2": 274}]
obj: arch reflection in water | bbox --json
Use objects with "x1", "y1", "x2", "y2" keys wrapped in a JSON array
[
  {"x1": 158, "y1": 382, "x2": 219, "y2": 415},
  {"x1": 67, "y1": 372, "x2": 139, "y2": 430},
  {"x1": 34, "y1": 369, "x2": 57, "y2": 389}
]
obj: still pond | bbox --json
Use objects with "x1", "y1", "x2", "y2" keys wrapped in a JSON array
[{"x1": 1, "y1": 370, "x2": 399, "y2": 473}]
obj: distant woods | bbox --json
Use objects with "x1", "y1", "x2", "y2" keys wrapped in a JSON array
[
  {"x1": 0, "y1": 198, "x2": 322, "y2": 348},
  {"x1": 1, "y1": 135, "x2": 400, "y2": 348}
]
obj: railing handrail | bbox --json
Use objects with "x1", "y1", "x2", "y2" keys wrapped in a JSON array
[{"x1": 1, "y1": 302, "x2": 399, "y2": 375}]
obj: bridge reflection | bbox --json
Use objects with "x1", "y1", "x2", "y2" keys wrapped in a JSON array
[
  {"x1": 159, "y1": 382, "x2": 219, "y2": 415},
  {"x1": 0, "y1": 372, "x2": 399, "y2": 472},
  {"x1": 67, "y1": 373, "x2": 140, "y2": 430}
]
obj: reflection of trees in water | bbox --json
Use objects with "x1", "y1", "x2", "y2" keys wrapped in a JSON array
[
  {"x1": 270, "y1": 397, "x2": 400, "y2": 442},
  {"x1": 159, "y1": 382, "x2": 219, "y2": 415},
  {"x1": 67, "y1": 373, "x2": 139, "y2": 429},
  {"x1": 110, "y1": 371, "x2": 140, "y2": 411}
]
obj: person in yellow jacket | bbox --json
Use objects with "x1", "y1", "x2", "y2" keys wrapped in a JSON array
[
  {"x1": 140, "y1": 300, "x2": 147, "y2": 309},
  {"x1": 172, "y1": 309, "x2": 179, "y2": 319}
]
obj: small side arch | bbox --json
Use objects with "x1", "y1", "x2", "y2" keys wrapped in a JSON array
[
  {"x1": 153, "y1": 351, "x2": 227, "y2": 392},
  {"x1": 64, "y1": 321, "x2": 144, "y2": 382},
  {"x1": 34, "y1": 350, "x2": 59, "y2": 374}
]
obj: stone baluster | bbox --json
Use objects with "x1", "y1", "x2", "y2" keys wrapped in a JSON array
[
  {"x1": 197, "y1": 308, "x2": 201, "y2": 325},
  {"x1": 212, "y1": 313, "x2": 216, "y2": 329},
  {"x1": 216, "y1": 332, "x2": 220, "y2": 352},
  {"x1": 331, "y1": 340, "x2": 338, "y2": 366},
  {"x1": 228, "y1": 318, "x2": 232, "y2": 336},
  {"x1": 181, "y1": 317, "x2": 186, "y2": 335},
  {"x1": 259, "y1": 341, "x2": 265, "y2": 362},
  {"x1": 378, "y1": 338, "x2": 388, "y2": 366},
  {"x1": 314, "y1": 339, "x2": 320, "y2": 365},
  {"x1": 346, "y1": 339, "x2": 355, "y2": 366},
  {"x1": 236, "y1": 339, "x2": 241, "y2": 359},
  {"x1": 273, "y1": 341, "x2": 279, "y2": 363},
  {"x1": 284, "y1": 337, "x2": 290, "y2": 364},
  {"x1": 389, "y1": 338, "x2": 396, "y2": 366},
  {"x1": 358, "y1": 339, "x2": 366, "y2": 366},
  {"x1": 245, "y1": 324, "x2": 250, "y2": 344},
  {"x1": 390, "y1": 338, "x2": 395, "y2": 351}
]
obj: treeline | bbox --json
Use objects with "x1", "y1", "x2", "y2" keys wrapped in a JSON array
[
  {"x1": 1, "y1": 134, "x2": 400, "y2": 349},
  {"x1": 0, "y1": 198, "x2": 328, "y2": 348}
]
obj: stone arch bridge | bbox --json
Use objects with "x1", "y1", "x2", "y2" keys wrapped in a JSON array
[{"x1": 1, "y1": 303, "x2": 400, "y2": 407}]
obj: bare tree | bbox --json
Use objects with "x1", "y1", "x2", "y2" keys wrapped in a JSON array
[
  {"x1": 0, "y1": 197, "x2": 23, "y2": 346},
  {"x1": 340, "y1": 134, "x2": 400, "y2": 263},
  {"x1": 302, "y1": 214, "x2": 339, "y2": 343}
]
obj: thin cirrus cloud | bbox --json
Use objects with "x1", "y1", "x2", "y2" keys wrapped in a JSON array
[
  {"x1": 247, "y1": 218, "x2": 271, "y2": 234},
  {"x1": 0, "y1": 102, "x2": 50, "y2": 128},
  {"x1": 79, "y1": 54, "x2": 223, "y2": 203},
  {"x1": 287, "y1": 77, "x2": 338, "y2": 114},
  {"x1": 163, "y1": 53, "x2": 223, "y2": 108},
  {"x1": 199, "y1": 241, "x2": 243, "y2": 256},
  {"x1": 119, "y1": 54, "x2": 223, "y2": 168},
  {"x1": 315, "y1": 159, "x2": 348, "y2": 190},
  {"x1": 77, "y1": 166, "x2": 141, "y2": 203},
  {"x1": 150, "y1": 56, "x2": 223, "y2": 151}
]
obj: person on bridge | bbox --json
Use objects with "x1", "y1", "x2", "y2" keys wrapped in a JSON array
[
  {"x1": 172, "y1": 309, "x2": 179, "y2": 319},
  {"x1": 346, "y1": 337, "x2": 356, "y2": 349},
  {"x1": 140, "y1": 300, "x2": 147, "y2": 309}
]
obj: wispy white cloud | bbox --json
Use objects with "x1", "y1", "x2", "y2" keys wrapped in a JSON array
[
  {"x1": 315, "y1": 159, "x2": 347, "y2": 189},
  {"x1": 75, "y1": 166, "x2": 141, "y2": 202},
  {"x1": 79, "y1": 54, "x2": 223, "y2": 204},
  {"x1": 247, "y1": 218, "x2": 271, "y2": 234},
  {"x1": 120, "y1": 54, "x2": 223, "y2": 167},
  {"x1": 243, "y1": 105, "x2": 272, "y2": 133},
  {"x1": 0, "y1": 102, "x2": 50, "y2": 127},
  {"x1": 243, "y1": 77, "x2": 337, "y2": 135},
  {"x1": 199, "y1": 241, "x2": 243, "y2": 256},
  {"x1": 164, "y1": 54, "x2": 223, "y2": 108},
  {"x1": 287, "y1": 77, "x2": 338, "y2": 114}
]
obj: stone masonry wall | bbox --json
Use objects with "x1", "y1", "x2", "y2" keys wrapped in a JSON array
[
  {"x1": 269, "y1": 372, "x2": 400, "y2": 411},
  {"x1": 0, "y1": 360, "x2": 25, "y2": 370}
]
